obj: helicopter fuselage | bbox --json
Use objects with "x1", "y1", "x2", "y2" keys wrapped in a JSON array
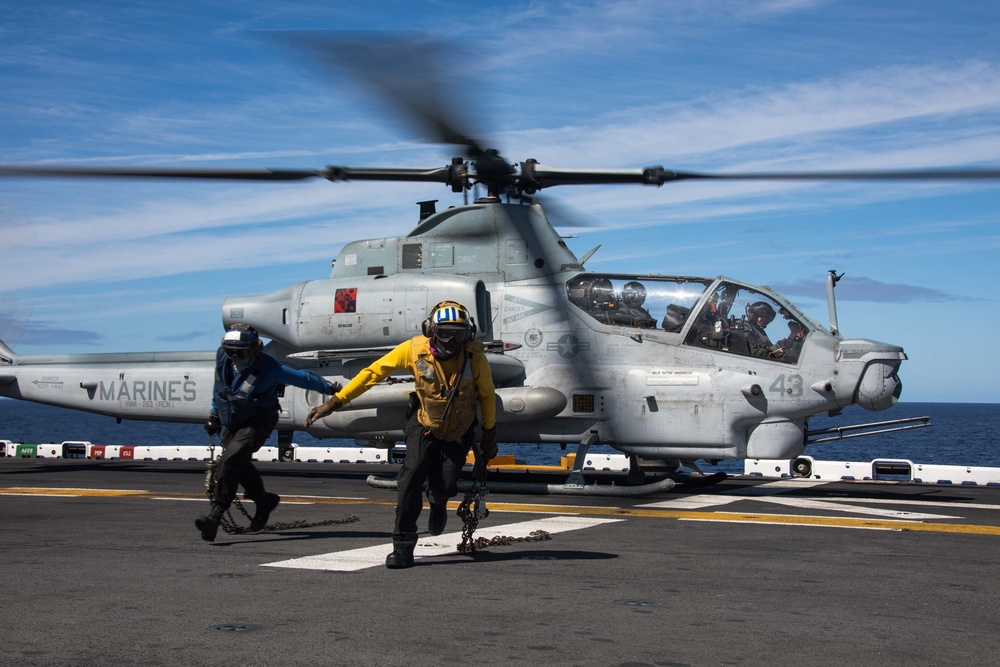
[{"x1": 0, "y1": 200, "x2": 905, "y2": 465}]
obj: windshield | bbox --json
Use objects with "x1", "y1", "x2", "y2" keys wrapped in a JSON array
[
  {"x1": 683, "y1": 282, "x2": 808, "y2": 363},
  {"x1": 567, "y1": 274, "x2": 711, "y2": 331}
]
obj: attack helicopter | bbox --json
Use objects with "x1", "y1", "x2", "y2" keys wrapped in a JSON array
[{"x1": 2, "y1": 35, "x2": 998, "y2": 491}]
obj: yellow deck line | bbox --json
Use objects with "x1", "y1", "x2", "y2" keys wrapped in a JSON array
[
  {"x1": 479, "y1": 501, "x2": 1000, "y2": 535},
  {"x1": 1, "y1": 487, "x2": 149, "y2": 497},
  {"x1": 0, "y1": 487, "x2": 399, "y2": 506},
  {"x1": 677, "y1": 511, "x2": 1000, "y2": 535},
  {"x1": 4, "y1": 487, "x2": 1000, "y2": 536}
]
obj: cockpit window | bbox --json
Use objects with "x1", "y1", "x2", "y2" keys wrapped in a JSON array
[
  {"x1": 684, "y1": 282, "x2": 808, "y2": 363},
  {"x1": 567, "y1": 274, "x2": 711, "y2": 331}
]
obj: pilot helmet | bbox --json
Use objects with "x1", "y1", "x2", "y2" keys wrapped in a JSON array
[
  {"x1": 747, "y1": 301, "x2": 776, "y2": 327},
  {"x1": 222, "y1": 323, "x2": 262, "y2": 364},
  {"x1": 588, "y1": 278, "x2": 615, "y2": 309},
  {"x1": 621, "y1": 281, "x2": 647, "y2": 308},
  {"x1": 425, "y1": 301, "x2": 474, "y2": 359}
]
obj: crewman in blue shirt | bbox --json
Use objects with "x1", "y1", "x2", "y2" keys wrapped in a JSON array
[{"x1": 196, "y1": 323, "x2": 338, "y2": 542}]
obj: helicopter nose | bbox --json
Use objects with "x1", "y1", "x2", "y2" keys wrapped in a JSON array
[
  {"x1": 857, "y1": 361, "x2": 904, "y2": 411},
  {"x1": 836, "y1": 339, "x2": 907, "y2": 411}
]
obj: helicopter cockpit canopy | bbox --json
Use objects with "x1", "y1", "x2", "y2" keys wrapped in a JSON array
[
  {"x1": 567, "y1": 275, "x2": 814, "y2": 364},
  {"x1": 566, "y1": 274, "x2": 711, "y2": 331},
  {"x1": 685, "y1": 282, "x2": 811, "y2": 364}
]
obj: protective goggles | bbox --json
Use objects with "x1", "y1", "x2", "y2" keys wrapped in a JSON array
[
  {"x1": 433, "y1": 326, "x2": 466, "y2": 344},
  {"x1": 223, "y1": 347, "x2": 255, "y2": 362}
]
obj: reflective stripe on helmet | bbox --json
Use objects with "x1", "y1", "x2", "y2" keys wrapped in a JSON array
[
  {"x1": 432, "y1": 305, "x2": 467, "y2": 326},
  {"x1": 223, "y1": 325, "x2": 258, "y2": 348}
]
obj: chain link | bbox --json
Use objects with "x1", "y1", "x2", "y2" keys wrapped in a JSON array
[
  {"x1": 205, "y1": 434, "x2": 359, "y2": 534},
  {"x1": 459, "y1": 530, "x2": 552, "y2": 553},
  {"x1": 456, "y1": 461, "x2": 551, "y2": 554},
  {"x1": 455, "y1": 491, "x2": 481, "y2": 553}
]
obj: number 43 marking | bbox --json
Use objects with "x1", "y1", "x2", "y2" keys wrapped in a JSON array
[{"x1": 769, "y1": 374, "x2": 804, "y2": 397}]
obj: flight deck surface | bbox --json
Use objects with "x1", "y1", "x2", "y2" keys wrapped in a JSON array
[{"x1": 2, "y1": 458, "x2": 999, "y2": 666}]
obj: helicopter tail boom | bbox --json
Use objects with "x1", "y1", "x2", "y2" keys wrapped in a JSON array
[
  {"x1": 0, "y1": 337, "x2": 18, "y2": 368},
  {"x1": 0, "y1": 341, "x2": 215, "y2": 423}
]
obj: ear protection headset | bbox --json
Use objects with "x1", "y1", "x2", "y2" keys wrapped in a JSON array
[{"x1": 421, "y1": 300, "x2": 476, "y2": 341}]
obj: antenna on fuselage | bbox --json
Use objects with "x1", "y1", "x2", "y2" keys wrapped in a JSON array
[{"x1": 827, "y1": 269, "x2": 844, "y2": 336}]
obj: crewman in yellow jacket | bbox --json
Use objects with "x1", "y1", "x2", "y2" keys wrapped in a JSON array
[{"x1": 306, "y1": 301, "x2": 497, "y2": 568}]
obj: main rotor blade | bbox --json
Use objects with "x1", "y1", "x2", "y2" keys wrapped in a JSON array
[
  {"x1": 4, "y1": 162, "x2": 998, "y2": 191},
  {"x1": 274, "y1": 31, "x2": 492, "y2": 159},
  {"x1": 0, "y1": 165, "x2": 325, "y2": 181},
  {"x1": 0, "y1": 164, "x2": 457, "y2": 185},
  {"x1": 523, "y1": 163, "x2": 1000, "y2": 189},
  {"x1": 659, "y1": 168, "x2": 1000, "y2": 182}
]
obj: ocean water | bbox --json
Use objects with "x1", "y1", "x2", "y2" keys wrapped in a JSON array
[{"x1": 1, "y1": 398, "x2": 997, "y2": 473}]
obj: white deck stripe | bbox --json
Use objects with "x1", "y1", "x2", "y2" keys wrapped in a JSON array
[
  {"x1": 725, "y1": 479, "x2": 831, "y2": 494},
  {"x1": 639, "y1": 479, "x2": 832, "y2": 510},
  {"x1": 262, "y1": 515, "x2": 623, "y2": 572},
  {"x1": 638, "y1": 478, "x2": 967, "y2": 519},
  {"x1": 753, "y1": 496, "x2": 958, "y2": 520},
  {"x1": 639, "y1": 496, "x2": 741, "y2": 510},
  {"x1": 640, "y1": 490, "x2": 957, "y2": 520}
]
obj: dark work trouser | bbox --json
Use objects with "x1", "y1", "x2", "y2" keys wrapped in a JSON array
[
  {"x1": 393, "y1": 415, "x2": 474, "y2": 547},
  {"x1": 213, "y1": 410, "x2": 279, "y2": 509}
]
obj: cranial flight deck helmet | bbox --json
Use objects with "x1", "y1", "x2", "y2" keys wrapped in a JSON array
[
  {"x1": 222, "y1": 323, "x2": 263, "y2": 364},
  {"x1": 422, "y1": 301, "x2": 476, "y2": 359}
]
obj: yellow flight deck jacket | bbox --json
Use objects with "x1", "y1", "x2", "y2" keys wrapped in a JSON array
[{"x1": 334, "y1": 335, "x2": 496, "y2": 441}]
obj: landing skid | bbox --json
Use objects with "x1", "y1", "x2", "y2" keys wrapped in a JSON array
[
  {"x1": 667, "y1": 471, "x2": 728, "y2": 489},
  {"x1": 366, "y1": 474, "x2": 676, "y2": 497},
  {"x1": 629, "y1": 453, "x2": 728, "y2": 489},
  {"x1": 364, "y1": 439, "x2": 728, "y2": 497}
]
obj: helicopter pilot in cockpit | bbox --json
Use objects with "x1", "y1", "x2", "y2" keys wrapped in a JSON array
[
  {"x1": 730, "y1": 301, "x2": 781, "y2": 358},
  {"x1": 774, "y1": 307, "x2": 807, "y2": 362},
  {"x1": 618, "y1": 281, "x2": 657, "y2": 329},
  {"x1": 581, "y1": 278, "x2": 657, "y2": 328}
]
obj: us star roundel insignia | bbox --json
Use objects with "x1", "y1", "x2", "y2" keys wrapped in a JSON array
[{"x1": 547, "y1": 334, "x2": 589, "y2": 359}]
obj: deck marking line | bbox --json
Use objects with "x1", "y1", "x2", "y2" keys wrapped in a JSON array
[
  {"x1": 0, "y1": 487, "x2": 149, "y2": 497},
  {"x1": 678, "y1": 511, "x2": 1000, "y2": 535},
  {"x1": 754, "y1": 496, "x2": 958, "y2": 520},
  {"x1": 262, "y1": 515, "x2": 623, "y2": 572},
  {"x1": 822, "y1": 497, "x2": 1000, "y2": 511},
  {"x1": 641, "y1": 487, "x2": 968, "y2": 519},
  {"x1": 724, "y1": 479, "x2": 830, "y2": 495},
  {"x1": 640, "y1": 496, "x2": 741, "y2": 510},
  {"x1": 681, "y1": 518, "x2": 895, "y2": 531},
  {"x1": 640, "y1": 479, "x2": 829, "y2": 510},
  {"x1": 7, "y1": 486, "x2": 998, "y2": 535}
]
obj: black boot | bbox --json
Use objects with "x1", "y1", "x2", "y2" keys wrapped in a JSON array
[
  {"x1": 195, "y1": 504, "x2": 225, "y2": 542},
  {"x1": 385, "y1": 543, "x2": 416, "y2": 569},
  {"x1": 428, "y1": 503, "x2": 447, "y2": 536},
  {"x1": 249, "y1": 492, "x2": 280, "y2": 532}
]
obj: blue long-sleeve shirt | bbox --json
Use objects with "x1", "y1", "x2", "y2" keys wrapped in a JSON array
[{"x1": 211, "y1": 348, "x2": 328, "y2": 427}]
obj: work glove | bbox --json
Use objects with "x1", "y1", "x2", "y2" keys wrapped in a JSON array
[
  {"x1": 478, "y1": 427, "x2": 498, "y2": 464},
  {"x1": 305, "y1": 395, "x2": 344, "y2": 427},
  {"x1": 204, "y1": 414, "x2": 221, "y2": 436}
]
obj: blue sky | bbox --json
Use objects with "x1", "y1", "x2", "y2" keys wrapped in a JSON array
[{"x1": 0, "y1": 0, "x2": 998, "y2": 403}]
